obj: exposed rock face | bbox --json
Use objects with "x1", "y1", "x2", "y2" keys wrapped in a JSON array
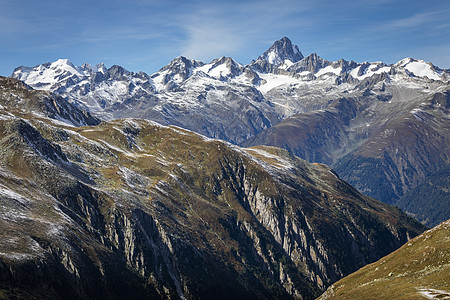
[
  {"x1": 286, "y1": 53, "x2": 329, "y2": 74},
  {"x1": 0, "y1": 79, "x2": 425, "y2": 299}
]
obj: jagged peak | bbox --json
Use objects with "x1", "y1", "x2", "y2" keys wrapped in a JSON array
[
  {"x1": 96, "y1": 62, "x2": 107, "y2": 74},
  {"x1": 285, "y1": 52, "x2": 330, "y2": 74},
  {"x1": 256, "y1": 37, "x2": 304, "y2": 67},
  {"x1": 209, "y1": 56, "x2": 227, "y2": 66},
  {"x1": 107, "y1": 64, "x2": 130, "y2": 74},
  {"x1": 210, "y1": 56, "x2": 241, "y2": 67},
  {"x1": 303, "y1": 52, "x2": 325, "y2": 62},
  {"x1": 394, "y1": 57, "x2": 416, "y2": 67},
  {"x1": 160, "y1": 56, "x2": 204, "y2": 72}
]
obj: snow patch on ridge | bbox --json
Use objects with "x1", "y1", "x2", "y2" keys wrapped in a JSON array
[
  {"x1": 278, "y1": 59, "x2": 294, "y2": 70},
  {"x1": 267, "y1": 51, "x2": 279, "y2": 65},
  {"x1": 244, "y1": 147, "x2": 294, "y2": 171},
  {"x1": 405, "y1": 62, "x2": 441, "y2": 81},
  {"x1": 396, "y1": 58, "x2": 442, "y2": 81},
  {"x1": 350, "y1": 64, "x2": 391, "y2": 80},
  {"x1": 316, "y1": 65, "x2": 342, "y2": 77},
  {"x1": 417, "y1": 287, "x2": 450, "y2": 299}
]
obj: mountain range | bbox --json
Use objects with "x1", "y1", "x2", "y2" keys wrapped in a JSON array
[
  {"x1": 11, "y1": 37, "x2": 450, "y2": 227},
  {"x1": 0, "y1": 76, "x2": 426, "y2": 299},
  {"x1": 2, "y1": 37, "x2": 449, "y2": 299}
]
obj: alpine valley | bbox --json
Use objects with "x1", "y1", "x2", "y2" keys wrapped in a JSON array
[{"x1": 0, "y1": 37, "x2": 447, "y2": 299}]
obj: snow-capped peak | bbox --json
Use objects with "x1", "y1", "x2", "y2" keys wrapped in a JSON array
[
  {"x1": 53, "y1": 58, "x2": 72, "y2": 66},
  {"x1": 158, "y1": 56, "x2": 204, "y2": 73},
  {"x1": 395, "y1": 58, "x2": 442, "y2": 81},
  {"x1": 80, "y1": 62, "x2": 107, "y2": 74},
  {"x1": 257, "y1": 37, "x2": 304, "y2": 67},
  {"x1": 394, "y1": 57, "x2": 416, "y2": 67},
  {"x1": 10, "y1": 58, "x2": 86, "y2": 90},
  {"x1": 194, "y1": 57, "x2": 243, "y2": 79},
  {"x1": 149, "y1": 56, "x2": 203, "y2": 91},
  {"x1": 51, "y1": 59, "x2": 83, "y2": 76},
  {"x1": 96, "y1": 63, "x2": 107, "y2": 74}
]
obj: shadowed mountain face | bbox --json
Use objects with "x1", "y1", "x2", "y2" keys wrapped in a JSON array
[
  {"x1": 318, "y1": 219, "x2": 450, "y2": 300},
  {"x1": 10, "y1": 37, "x2": 450, "y2": 226},
  {"x1": 332, "y1": 91, "x2": 449, "y2": 214},
  {"x1": 395, "y1": 166, "x2": 450, "y2": 226},
  {"x1": 0, "y1": 77, "x2": 426, "y2": 299},
  {"x1": 242, "y1": 97, "x2": 359, "y2": 166}
]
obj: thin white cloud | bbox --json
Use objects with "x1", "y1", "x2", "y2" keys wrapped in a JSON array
[
  {"x1": 383, "y1": 12, "x2": 439, "y2": 30},
  {"x1": 177, "y1": 0, "x2": 314, "y2": 62},
  {"x1": 376, "y1": 9, "x2": 450, "y2": 32}
]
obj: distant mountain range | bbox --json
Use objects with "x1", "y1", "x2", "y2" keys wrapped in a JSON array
[{"x1": 11, "y1": 37, "x2": 450, "y2": 227}]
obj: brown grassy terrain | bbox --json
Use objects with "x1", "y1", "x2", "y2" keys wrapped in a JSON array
[{"x1": 318, "y1": 220, "x2": 450, "y2": 300}]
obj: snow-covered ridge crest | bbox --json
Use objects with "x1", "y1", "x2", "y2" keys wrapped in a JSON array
[
  {"x1": 395, "y1": 57, "x2": 444, "y2": 81},
  {"x1": 12, "y1": 59, "x2": 107, "y2": 89},
  {"x1": 151, "y1": 56, "x2": 247, "y2": 91},
  {"x1": 11, "y1": 37, "x2": 450, "y2": 93},
  {"x1": 11, "y1": 38, "x2": 450, "y2": 100},
  {"x1": 12, "y1": 58, "x2": 157, "y2": 117}
]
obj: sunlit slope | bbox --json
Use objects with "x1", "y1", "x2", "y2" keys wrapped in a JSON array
[{"x1": 318, "y1": 220, "x2": 450, "y2": 300}]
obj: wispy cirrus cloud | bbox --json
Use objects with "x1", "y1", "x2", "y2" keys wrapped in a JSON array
[
  {"x1": 176, "y1": 0, "x2": 315, "y2": 62},
  {"x1": 376, "y1": 9, "x2": 450, "y2": 32}
]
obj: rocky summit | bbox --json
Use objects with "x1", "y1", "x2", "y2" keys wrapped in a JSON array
[
  {"x1": 10, "y1": 37, "x2": 450, "y2": 226},
  {"x1": 0, "y1": 76, "x2": 426, "y2": 299}
]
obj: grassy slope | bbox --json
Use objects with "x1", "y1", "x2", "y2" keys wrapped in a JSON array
[{"x1": 317, "y1": 220, "x2": 450, "y2": 300}]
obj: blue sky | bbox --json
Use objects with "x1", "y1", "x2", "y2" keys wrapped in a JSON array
[{"x1": 1, "y1": 0, "x2": 449, "y2": 76}]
